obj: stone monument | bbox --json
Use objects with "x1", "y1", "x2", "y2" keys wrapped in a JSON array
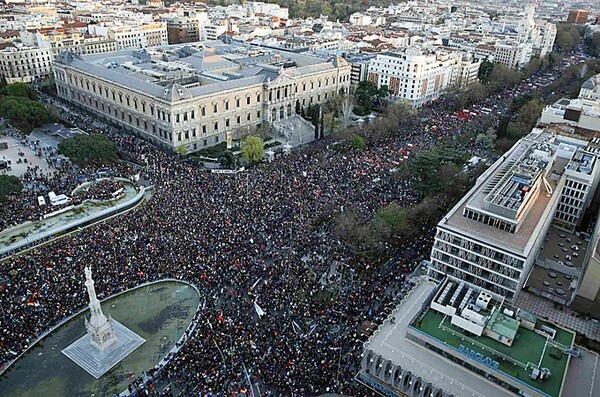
[
  {"x1": 62, "y1": 266, "x2": 145, "y2": 378},
  {"x1": 83, "y1": 266, "x2": 118, "y2": 351}
]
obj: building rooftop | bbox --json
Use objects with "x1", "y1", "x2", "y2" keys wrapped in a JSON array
[
  {"x1": 55, "y1": 41, "x2": 346, "y2": 102},
  {"x1": 441, "y1": 131, "x2": 593, "y2": 256},
  {"x1": 361, "y1": 280, "x2": 515, "y2": 397},
  {"x1": 412, "y1": 307, "x2": 573, "y2": 397}
]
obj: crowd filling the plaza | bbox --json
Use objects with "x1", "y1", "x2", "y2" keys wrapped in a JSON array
[{"x1": 0, "y1": 58, "x2": 579, "y2": 396}]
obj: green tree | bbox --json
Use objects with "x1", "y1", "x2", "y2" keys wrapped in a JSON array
[
  {"x1": 485, "y1": 64, "x2": 523, "y2": 92},
  {"x1": 1, "y1": 82, "x2": 36, "y2": 99},
  {"x1": 218, "y1": 150, "x2": 237, "y2": 169},
  {"x1": 176, "y1": 144, "x2": 187, "y2": 156},
  {"x1": 373, "y1": 202, "x2": 409, "y2": 240},
  {"x1": 478, "y1": 59, "x2": 494, "y2": 81},
  {"x1": 241, "y1": 135, "x2": 264, "y2": 163},
  {"x1": 411, "y1": 147, "x2": 468, "y2": 197},
  {"x1": 0, "y1": 175, "x2": 22, "y2": 201},
  {"x1": 58, "y1": 133, "x2": 118, "y2": 166},
  {"x1": 0, "y1": 96, "x2": 53, "y2": 133},
  {"x1": 555, "y1": 23, "x2": 582, "y2": 52},
  {"x1": 585, "y1": 32, "x2": 600, "y2": 57},
  {"x1": 351, "y1": 134, "x2": 365, "y2": 150},
  {"x1": 353, "y1": 80, "x2": 378, "y2": 115}
]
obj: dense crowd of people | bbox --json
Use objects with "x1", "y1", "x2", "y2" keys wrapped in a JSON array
[
  {"x1": 0, "y1": 50, "x2": 588, "y2": 397},
  {"x1": 0, "y1": 162, "x2": 131, "y2": 230}
]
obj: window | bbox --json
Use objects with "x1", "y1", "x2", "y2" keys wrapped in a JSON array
[
  {"x1": 201, "y1": 106, "x2": 206, "y2": 116},
  {"x1": 236, "y1": 97, "x2": 240, "y2": 107},
  {"x1": 246, "y1": 96, "x2": 251, "y2": 105},
  {"x1": 225, "y1": 101, "x2": 229, "y2": 111},
  {"x1": 214, "y1": 122, "x2": 218, "y2": 131},
  {"x1": 226, "y1": 118, "x2": 230, "y2": 127},
  {"x1": 213, "y1": 103, "x2": 218, "y2": 113}
]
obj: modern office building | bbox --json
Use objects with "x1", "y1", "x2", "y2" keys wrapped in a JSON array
[
  {"x1": 572, "y1": 198, "x2": 600, "y2": 317},
  {"x1": 53, "y1": 42, "x2": 351, "y2": 152},
  {"x1": 428, "y1": 131, "x2": 600, "y2": 301},
  {"x1": 357, "y1": 276, "x2": 587, "y2": 397}
]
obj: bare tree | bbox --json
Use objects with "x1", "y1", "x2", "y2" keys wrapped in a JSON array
[
  {"x1": 578, "y1": 63, "x2": 589, "y2": 79},
  {"x1": 340, "y1": 96, "x2": 353, "y2": 128}
]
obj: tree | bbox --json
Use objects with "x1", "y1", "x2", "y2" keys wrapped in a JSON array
[
  {"x1": 0, "y1": 96, "x2": 53, "y2": 133},
  {"x1": 58, "y1": 133, "x2": 118, "y2": 166},
  {"x1": 218, "y1": 150, "x2": 237, "y2": 169},
  {"x1": 478, "y1": 59, "x2": 494, "y2": 82},
  {"x1": 351, "y1": 134, "x2": 365, "y2": 150},
  {"x1": 1, "y1": 82, "x2": 36, "y2": 100},
  {"x1": 411, "y1": 147, "x2": 468, "y2": 197},
  {"x1": 323, "y1": 112, "x2": 338, "y2": 134},
  {"x1": 376, "y1": 85, "x2": 392, "y2": 107},
  {"x1": 340, "y1": 96, "x2": 354, "y2": 128},
  {"x1": 0, "y1": 175, "x2": 22, "y2": 201},
  {"x1": 176, "y1": 144, "x2": 187, "y2": 156},
  {"x1": 555, "y1": 23, "x2": 582, "y2": 53},
  {"x1": 319, "y1": 112, "x2": 325, "y2": 139},
  {"x1": 373, "y1": 202, "x2": 409, "y2": 240},
  {"x1": 353, "y1": 80, "x2": 378, "y2": 115},
  {"x1": 485, "y1": 64, "x2": 523, "y2": 92},
  {"x1": 241, "y1": 135, "x2": 264, "y2": 163}
]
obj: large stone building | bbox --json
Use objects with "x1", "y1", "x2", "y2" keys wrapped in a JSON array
[
  {"x1": 428, "y1": 131, "x2": 600, "y2": 301},
  {"x1": 0, "y1": 45, "x2": 52, "y2": 83},
  {"x1": 366, "y1": 48, "x2": 480, "y2": 106},
  {"x1": 53, "y1": 42, "x2": 351, "y2": 152}
]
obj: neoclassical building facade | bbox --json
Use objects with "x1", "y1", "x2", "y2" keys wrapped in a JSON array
[{"x1": 54, "y1": 42, "x2": 350, "y2": 152}]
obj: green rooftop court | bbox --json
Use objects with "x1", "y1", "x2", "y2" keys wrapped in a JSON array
[{"x1": 410, "y1": 308, "x2": 575, "y2": 397}]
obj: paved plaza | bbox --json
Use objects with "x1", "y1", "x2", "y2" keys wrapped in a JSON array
[
  {"x1": 0, "y1": 134, "x2": 54, "y2": 178},
  {"x1": 516, "y1": 291, "x2": 600, "y2": 340}
]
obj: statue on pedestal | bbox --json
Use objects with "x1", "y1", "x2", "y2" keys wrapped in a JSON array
[{"x1": 84, "y1": 266, "x2": 117, "y2": 351}]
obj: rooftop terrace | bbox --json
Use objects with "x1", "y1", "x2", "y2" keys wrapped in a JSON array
[{"x1": 410, "y1": 307, "x2": 575, "y2": 397}]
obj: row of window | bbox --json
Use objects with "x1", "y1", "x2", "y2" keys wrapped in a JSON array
[
  {"x1": 463, "y1": 208, "x2": 517, "y2": 233},
  {"x1": 565, "y1": 179, "x2": 588, "y2": 192},
  {"x1": 64, "y1": 86, "x2": 264, "y2": 144}
]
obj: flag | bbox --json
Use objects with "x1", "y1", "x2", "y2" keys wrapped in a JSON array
[
  {"x1": 254, "y1": 301, "x2": 265, "y2": 317},
  {"x1": 46, "y1": 266, "x2": 53, "y2": 271},
  {"x1": 27, "y1": 301, "x2": 36, "y2": 307},
  {"x1": 127, "y1": 373, "x2": 135, "y2": 380}
]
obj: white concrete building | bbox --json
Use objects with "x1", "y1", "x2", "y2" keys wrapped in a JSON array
[
  {"x1": 429, "y1": 131, "x2": 600, "y2": 301},
  {"x1": 494, "y1": 40, "x2": 533, "y2": 69},
  {"x1": 366, "y1": 48, "x2": 480, "y2": 106},
  {"x1": 88, "y1": 23, "x2": 168, "y2": 50},
  {"x1": 0, "y1": 45, "x2": 53, "y2": 83}
]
